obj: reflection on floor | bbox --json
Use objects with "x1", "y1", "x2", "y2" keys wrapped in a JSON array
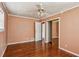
[{"x1": 3, "y1": 38, "x2": 76, "y2": 57}]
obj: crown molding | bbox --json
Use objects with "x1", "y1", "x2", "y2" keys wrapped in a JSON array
[
  {"x1": 0, "y1": 8, "x2": 4, "y2": 14},
  {"x1": 1, "y1": 2, "x2": 8, "y2": 14},
  {"x1": 43, "y1": 4, "x2": 79, "y2": 19},
  {"x1": 6, "y1": 4, "x2": 79, "y2": 20},
  {"x1": 0, "y1": 2, "x2": 8, "y2": 14},
  {"x1": 8, "y1": 14, "x2": 38, "y2": 20}
]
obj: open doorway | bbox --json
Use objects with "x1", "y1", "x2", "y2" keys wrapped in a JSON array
[{"x1": 47, "y1": 19, "x2": 60, "y2": 49}]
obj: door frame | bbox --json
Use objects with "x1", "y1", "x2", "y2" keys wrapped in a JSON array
[
  {"x1": 46, "y1": 17, "x2": 60, "y2": 48},
  {"x1": 34, "y1": 17, "x2": 61, "y2": 48},
  {"x1": 34, "y1": 21, "x2": 42, "y2": 41},
  {"x1": 41, "y1": 22, "x2": 46, "y2": 42}
]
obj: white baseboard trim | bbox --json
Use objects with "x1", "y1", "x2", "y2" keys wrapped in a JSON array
[
  {"x1": 60, "y1": 47, "x2": 79, "y2": 57},
  {"x1": 7, "y1": 39, "x2": 35, "y2": 45},
  {"x1": 35, "y1": 39, "x2": 41, "y2": 41},
  {"x1": 1, "y1": 46, "x2": 7, "y2": 57}
]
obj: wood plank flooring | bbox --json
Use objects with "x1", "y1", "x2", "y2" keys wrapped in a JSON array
[{"x1": 3, "y1": 38, "x2": 76, "y2": 57}]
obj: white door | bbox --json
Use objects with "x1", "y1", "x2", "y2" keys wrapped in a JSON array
[
  {"x1": 42, "y1": 23, "x2": 45, "y2": 40},
  {"x1": 35, "y1": 22, "x2": 42, "y2": 41},
  {"x1": 46, "y1": 22, "x2": 50, "y2": 43}
]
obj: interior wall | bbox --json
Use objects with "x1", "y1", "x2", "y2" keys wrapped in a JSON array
[
  {"x1": 0, "y1": 32, "x2": 5, "y2": 57},
  {"x1": 45, "y1": 6, "x2": 79, "y2": 55},
  {"x1": 0, "y1": 3, "x2": 7, "y2": 57},
  {"x1": 60, "y1": 7, "x2": 79, "y2": 55},
  {"x1": 52, "y1": 20, "x2": 58, "y2": 38},
  {"x1": 7, "y1": 15, "x2": 35, "y2": 45}
]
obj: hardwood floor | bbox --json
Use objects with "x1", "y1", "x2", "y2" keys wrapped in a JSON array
[{"x1": 3, "y1": 38, "x2": 76, "y2": 57}]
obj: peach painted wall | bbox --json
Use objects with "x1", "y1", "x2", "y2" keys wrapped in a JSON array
[
  {"x1": 0, "y1": 32, "x2": 5, "y2": 56},
  {"x1": 52, "y1": 21, "x2": 58, "y2": 38},
  {"x1": 46, "y1": 6, "x2": 79, "y2": 55},
  {"x1": 60, "y1": 7, "x2": 79, "y2": 55},
  {"x1": 7, "y1": 15, "x2": 35, "y2": 44},
  {"x1": 0, "y1": 3, "x2": 7, "y2": 57}
]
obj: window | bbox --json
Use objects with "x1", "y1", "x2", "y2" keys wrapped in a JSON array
[{"x1": 0, "y1": 8, "x2": 4, "y2": 32}]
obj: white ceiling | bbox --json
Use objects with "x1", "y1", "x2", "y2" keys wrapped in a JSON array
[{"x1": 4, "y1": 2, "x2": 79, "y2": 19}]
